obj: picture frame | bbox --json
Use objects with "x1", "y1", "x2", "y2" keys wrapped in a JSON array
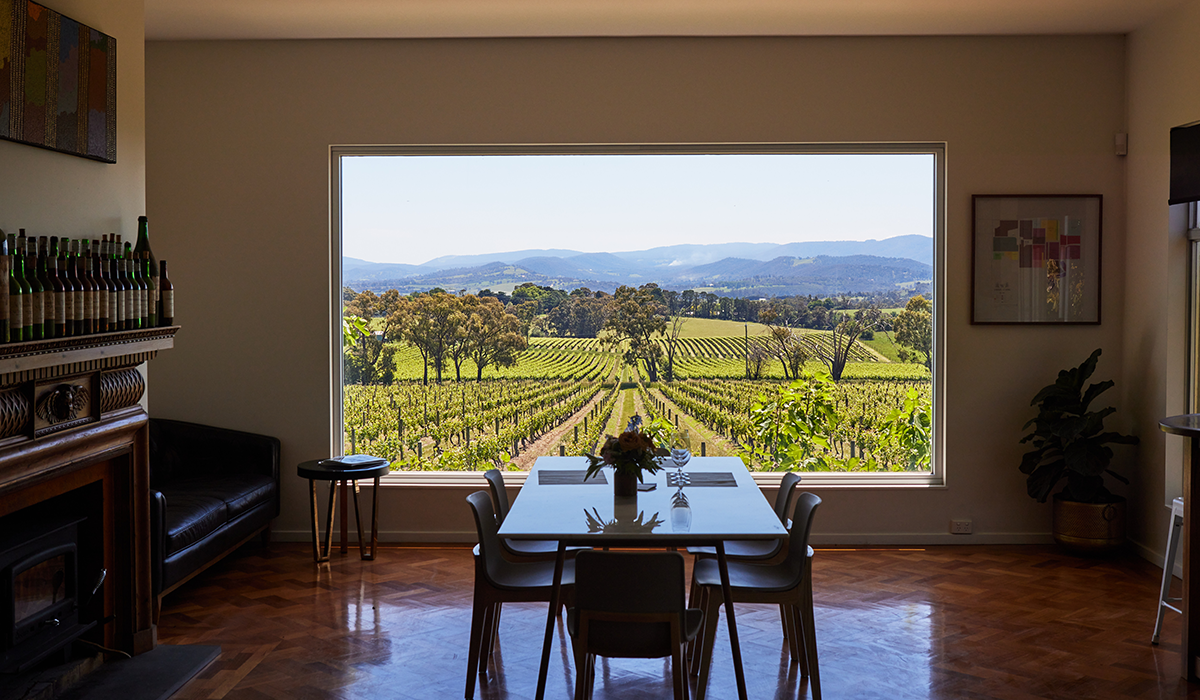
[
  {"x1": 971, "y1": 194, "x2": 1102, "y2": 324},
  {"x1": 0, "y1": 0, "x2": 117, "y2": 163}
]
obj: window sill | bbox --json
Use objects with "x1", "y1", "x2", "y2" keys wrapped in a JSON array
[{"x1": 376, "y1": 470, "x2": 943, "y2": 489}]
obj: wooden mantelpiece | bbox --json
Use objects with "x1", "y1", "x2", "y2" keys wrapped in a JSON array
[{"x1": 0, "y1": 327, "x2": 177, "y2": 658}]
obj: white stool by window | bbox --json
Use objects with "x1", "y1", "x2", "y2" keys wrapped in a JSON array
[{"x1": 1153, "y1": 497, "x2": 1186, "y2": 645}]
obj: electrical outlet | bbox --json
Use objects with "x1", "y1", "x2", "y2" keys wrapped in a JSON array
[{"x1": 950, "y1": 519, "x2": 972, "y2": 535}]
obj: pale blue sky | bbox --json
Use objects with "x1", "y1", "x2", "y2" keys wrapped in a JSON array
[{"x1": 341, "y1": 153, "x2": 934, "y2": 265}]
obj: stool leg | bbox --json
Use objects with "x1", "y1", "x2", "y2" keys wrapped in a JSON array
[
  {"x1": 352, "y1": 480, "x2": 366, "y2": 559},
  {"x1": 1154, "y1": 511, "x2": 1184, "y2": 644},
  {"x1": 370, "y1": 476, "x2": 380, "y2": 559},
  {"x1": 322, "y1": 480, "x2": 338, "y2": 562},
  {"x1": 309, "y1": 479, "x2": 334, "y2": 563}
]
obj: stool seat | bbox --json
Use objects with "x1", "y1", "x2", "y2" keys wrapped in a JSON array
[
  {"x1": 1153, "y1": 496, "x2": 1185, "y2": 645},
  {"x1": 299, "y1": 456, "x2": 388, "y2": 563}
]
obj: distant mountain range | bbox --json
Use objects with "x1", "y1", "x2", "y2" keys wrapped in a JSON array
[{"x1": 344, "y1": 235, "x2": 932, "y2": 298}]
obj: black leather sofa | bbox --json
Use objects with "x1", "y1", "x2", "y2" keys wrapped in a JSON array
[{"x1": 149, "y1": 418, "x2": 280, "y2": 614}]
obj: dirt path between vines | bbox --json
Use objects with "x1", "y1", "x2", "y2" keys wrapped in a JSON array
[{"x1": 508, "y1": 390, "x2": 607, "y2": 470}]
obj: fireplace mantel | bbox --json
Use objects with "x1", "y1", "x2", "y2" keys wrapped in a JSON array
[{"x1": 0, "y1": 327, "x2": 178, "y2": 659}]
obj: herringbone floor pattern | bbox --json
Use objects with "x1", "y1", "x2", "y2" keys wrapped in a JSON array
[{"x1": 157, "y1": 544, "x2": 1200, "y2": 699}]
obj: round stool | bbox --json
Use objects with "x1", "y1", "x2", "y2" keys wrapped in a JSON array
[{"x1": 299, "y1": 458, "x2": 390, "y2": 562}]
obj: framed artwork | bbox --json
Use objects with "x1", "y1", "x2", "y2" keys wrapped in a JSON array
[
  {"x1": 971, "y1": 195, "x2": 1102, "y2": 324},
  {"x1": 0, "y1": 0, "x2": 116, "y2": 163}
]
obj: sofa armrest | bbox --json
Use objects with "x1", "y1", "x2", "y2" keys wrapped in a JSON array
[
  {"x1": 149, "y1": 418, "x2": 281, "y2": 486},
  {"x1": 149, "y1": 489, "x2": 166, "y2": 597}
]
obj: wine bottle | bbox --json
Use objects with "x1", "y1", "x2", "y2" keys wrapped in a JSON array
[
  {"x1": 6, "y1": 233, "x2": 21, "y2": 342},
  {"x1": 111, "y1": 257, "x2": 125, "y2": 332},
  {"x1": 36, "y1": 236, "x2": 53, "y2": 339},
  {"x1": 93, "y1": 241, "x2": 108, "y2": 333},
  {"x1": 67, "y1": 240, "x2": 84, "y2": 336},
  {"x1": 0, "y1": 236, "x2": 10, "y2": 343},
  {"x1": 134, "y1": 217, "x2": 158, "y2": 313},
  {"x1": 79, "y1": 240, "x2": 95, "y2": 335},
  {"x1": 142, "y1": 253, "x2": 157, "y2": 328},
  {"x1": 47, "y1": 238, "x2": 65, "y2": 339},
  {"x1": 158, "y1": 260, "x2": 173, "y2": 326},
  {"x1": 129, "y1": 244, "x2": 145, "y2": 329},
  {"x1": 23, "y1": 236, "x2": 44, "y2": 340},
  {"x1": 57, "y1": 238, "x2": 74, "y2": 336},
  {"x1": 14, "y1": 231, "x2": 32, "y2": 341}
]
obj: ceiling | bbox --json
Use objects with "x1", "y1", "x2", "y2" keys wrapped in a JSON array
[{"x1": 145, "y1": 0, "x2": 1185, "y2": 41}]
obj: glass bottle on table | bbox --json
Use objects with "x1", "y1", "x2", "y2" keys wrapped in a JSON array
[
  {"x1": 142, "y1": 252, "x2": 156, "y2": 328},
  {"x1": 58, "y1": 238, "x2": 76, "y2": 336},
  {"x1": 134, "y1": 217, "x2": 158, "y2": 318},
  {"x1": 36, "y1": 236, "x2": 53, "y2": 339},
  {"x1": 13, "y1": 232, "x2": 31, "y2": 341},
  {"x1": 23, "y1": 236, "x2": 44, "y2": 340},
  {"x1": 0, "y1": 235, "x2": 10, "y2": 343}
]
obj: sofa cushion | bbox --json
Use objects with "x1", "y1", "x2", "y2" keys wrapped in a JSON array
[
  {"x1": 209, "y1": 473, "x2": 276, "y2": 519},
  {"x1": 160, "y1": 488, "x2": 228, "y2": 553}
]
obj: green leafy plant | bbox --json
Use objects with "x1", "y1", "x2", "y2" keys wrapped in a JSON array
[
  {"x1": 750, "y1": 370, "x2": 838, "y2": 470},
  {"x1": 885, "y1": 387, "x2": 932, "y2": 471},
  {"x1": 1019, "y1": 349, "x2": 1138, "y2": 504}
]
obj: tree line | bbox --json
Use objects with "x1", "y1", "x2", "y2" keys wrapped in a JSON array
[{"x1": 343, "y1": 282, "x2": 933, "y2": 385}]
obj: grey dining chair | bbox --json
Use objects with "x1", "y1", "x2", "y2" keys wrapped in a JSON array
[
  {"x1": 568, "y1": 550, "x2": 704, "y2": 700},
  {"x1": 485, "y1": 468, "x2": 587, "y2": 560},
  {"x1": 464, "y1": 490, "x2": 575, "y2": 700},
  {"x1": 692, "y1": 491, "x2": 822, "y2": 700}
]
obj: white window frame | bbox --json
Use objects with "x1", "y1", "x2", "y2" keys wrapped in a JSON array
[{"x1": 329, "y1": 142, "x2": 947, "y2": 488}]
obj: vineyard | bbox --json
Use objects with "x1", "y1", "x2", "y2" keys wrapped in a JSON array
[{"x1": 344, "y1": 328, "x2": 932, "y2": 473}]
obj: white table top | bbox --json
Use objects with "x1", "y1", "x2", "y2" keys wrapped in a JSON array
[{"x1": 498, "y1": 456, "x2": 788, "y2": 544}]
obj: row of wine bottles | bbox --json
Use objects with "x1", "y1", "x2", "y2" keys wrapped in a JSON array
[{"x1": 0, "y1": 215, "x2": 175, "y2": 343}]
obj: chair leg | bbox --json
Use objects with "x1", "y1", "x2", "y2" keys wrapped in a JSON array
[
  {"x1": 783, "y1": 601, "x2": 802, "y2": 664},
  {"x1": 465, "y1": 592, "x2": 487, "y2": 699},
  {"x1": 672, "y1": 641, "x2": 687, "y2": 700},
  {"x1": 801, "y1": 573, "x2": 821, "y2": 700},
  {"x1": 791, "y1": 604, "x2": 810, "y2": 677},
  {"x1": 479, "y1": 603, "x2": 496, "y2": 673},
  {"x1": 689, "y1": 587, "x2": 707, "y2": 675},
  {"x1": 695, "y1": 589, "x2": 721, "y2": 700}
]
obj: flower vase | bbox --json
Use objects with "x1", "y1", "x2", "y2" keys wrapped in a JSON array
[{"x1": 613, "y1": 470, "x2": 637, "y2": 498}]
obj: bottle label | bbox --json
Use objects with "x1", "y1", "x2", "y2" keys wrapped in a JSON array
[
  {"x1": 98, "y1": 288, "x2": 108, "y2": 323},
  {"x1": 82, "y1": 287, "x2": 92, "y2": 323},
  {"x1": 123, "y1": 289, "x2": 132, "y2": 322},
  {"x1": 63, "y1": 290, "x2": 74, "y2": 322},
  {"x1": 161, "y1": 290, "x2": 174, "y2": 320},
  {"x1": 31, "y1": 290, "x2": 43, "y2": 327},
  {"x1": 55, "y1": 292, "x2": 66, "y2": 327},
  {"x1": 108, "y1": 288, "x2": 117, "y2": 326},
  {"x1": 9, "y1": 288, "x2": 20, "y2": 333},
  {"x1": 43, "y1": 287, "x2": 54, "y2": 322},
  {"x1": 72, "y1": 287, "x2": 83, "y2": 323},
  {"x1": 22, "y1": 292, "x2": 32, "y2": 331},
  {"x1": 116, "y1": 287, "x2": 125, "y2": 325}
]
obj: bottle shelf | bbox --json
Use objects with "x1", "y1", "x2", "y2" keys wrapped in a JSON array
[{"x1": 0, "y1": 326, "x2": 178, "y2": 377}]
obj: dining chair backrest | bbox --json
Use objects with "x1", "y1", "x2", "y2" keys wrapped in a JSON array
[
  {"x1": 484, "y1": 469, "x2": 511, "y2": 524},
  {"x1": 774, "y1": 472, "x2": 802, "y2": 523},
  {"x1": 572, "y1": 550, "x2": 688, "y2": 659},
  {"x1": 783, "y1": 492, "x2": 822, "y2": 582},
  {"x1": 466, "y1": 490, "x2": 512, "y2": 587}
]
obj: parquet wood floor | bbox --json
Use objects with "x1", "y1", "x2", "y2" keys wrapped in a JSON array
[{"x1": 157, "y1": 543, "x2": 1200, "y2": 699}]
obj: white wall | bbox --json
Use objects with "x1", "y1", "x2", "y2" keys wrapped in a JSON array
[
  {"x1": 0, "y1": 0, "x2": 145, "y2": 274},
  {"x1": 1124, "y1": 0, "x2": 1200, "y2": 565},
  {"x1": 145, "y1": 35, "x2": 1130, "y2": 544}
]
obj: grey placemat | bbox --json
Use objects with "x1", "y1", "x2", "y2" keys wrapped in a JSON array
[
  {"x1": 668, "y1": 472, "x2": 737, "y2": 487},
  {"x1": 538, "y1": 470, "x2": 608, "y2": 485}
]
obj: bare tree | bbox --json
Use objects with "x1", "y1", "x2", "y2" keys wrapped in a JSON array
[
  {"x1": 661, "y1": 313, "x2": 686, "y2": 382},
  {"x1": 811, "y1": 306, "x2": 882, "y2": 381}
]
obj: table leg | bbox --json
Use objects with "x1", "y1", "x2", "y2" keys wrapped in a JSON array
[
  {"x1": 717, "y1": 542, "x2": 749, "y2": 700},
  {"x1": 535, "y1": 542, "x2": 567, "y2": 700},
  {"x1": 1185, "y1": 437, "x2": 1200, "y2": 680},
  {"x1": 340, "y1": 479, "x2": 349, "y2": 554}
]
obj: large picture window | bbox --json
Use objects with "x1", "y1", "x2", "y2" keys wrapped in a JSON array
[{"x1": 330, "y1": 144, "x2": 945, "y2": 484}]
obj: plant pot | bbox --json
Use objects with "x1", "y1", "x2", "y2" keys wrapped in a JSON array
[
  {"x1": 1052, "y1": 493, "x2": 1126, "y2": 553},
  {"x1": 613, "y1": 471, "x2": 638, "y2": 498}
]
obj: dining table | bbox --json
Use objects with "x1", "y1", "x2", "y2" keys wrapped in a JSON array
[{"x1": 498, "y1": 455, "x2": 789, "y2": 700}]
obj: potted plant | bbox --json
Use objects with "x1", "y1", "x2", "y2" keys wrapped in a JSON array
[
  {"x1": 1020, "y1": 348, "x2": 1139, "y2": 552},
  {"x1": 585, "y1": 416, "x2": 668, "y2": 497}
]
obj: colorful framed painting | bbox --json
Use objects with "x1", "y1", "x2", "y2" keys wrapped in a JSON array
[
  {"x1": 0, "y1": 0, "x2": 116, "y2": 163},
  {"x1": 971, "y1": 195, "x2": 1102, "y2": 324}
]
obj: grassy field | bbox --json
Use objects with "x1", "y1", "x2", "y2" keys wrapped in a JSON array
[{"x1": 677, "y1": 317, "x2": 772, "y2": 337}]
